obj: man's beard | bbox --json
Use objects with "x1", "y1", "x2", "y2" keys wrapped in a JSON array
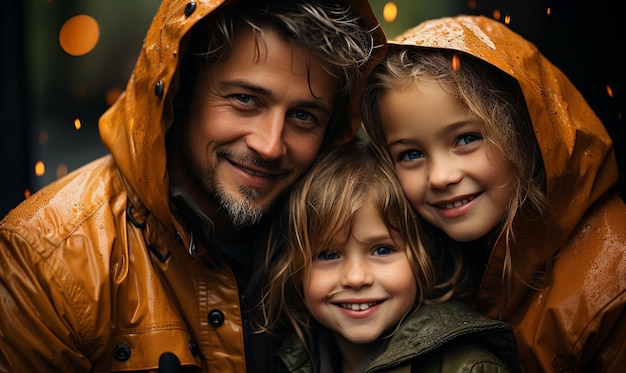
[{"x1": 214, "y1": 184, "x2": 267, "y2": 229}]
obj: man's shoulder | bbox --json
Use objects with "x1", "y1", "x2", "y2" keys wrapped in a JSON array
[{"x1": 1, "y1": 155, "x2": 124, "y2": 258}]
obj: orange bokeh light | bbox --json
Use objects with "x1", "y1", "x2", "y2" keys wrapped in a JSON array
[
  {"x1": 56, "y1": 164, "x2": 68, "y2": 179},
  {"x1": 35, "y1": 161, "x2": 46, "y2": 177},
  {"x1": 383, "y1": 2, "x2": 398, "y2": 23},
  {"x1": 59, "y1": 15, "x2": 100, "y2": 56},
  {"x1": 106, "y1": 87, "x2": 123, "y2": 106},
  {"x1": 38, "y1": 130, "x2": 49, "y2": 145},
  {"x1": 452, "y1": 54, "x2": 461, "y2": 71}
]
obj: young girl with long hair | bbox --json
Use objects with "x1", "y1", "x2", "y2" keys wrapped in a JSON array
[
  {"x1": 361, "y1": 15, "x2": 626, "y2": 372},
  {"x1": 260, "y1": 140, "x2": 519, "y2": 373}
]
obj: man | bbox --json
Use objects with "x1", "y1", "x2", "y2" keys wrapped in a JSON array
[{"x1": 0, "y1": 0, "x2": 385, "y2": 371}]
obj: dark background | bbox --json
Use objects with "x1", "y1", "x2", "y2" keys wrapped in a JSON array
[{"x1": 2, "y1": 0, "x2": 624, "y2": 217}]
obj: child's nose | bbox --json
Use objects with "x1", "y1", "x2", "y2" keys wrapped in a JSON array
[
  {"x1": 340, "y1": 259, "x2": 373, "y2": 289},
  {"x1": 427, "y1": 159, "x2": 463, "y2": 189}
]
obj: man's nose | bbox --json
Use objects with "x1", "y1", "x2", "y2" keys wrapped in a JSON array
[{"x1": 245, "y1": 111, "x2": 285, "y2": 161}]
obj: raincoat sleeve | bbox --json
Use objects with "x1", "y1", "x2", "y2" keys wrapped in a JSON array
[{"x1": 0, "y1": 228, "x2": 92, "y2": 371}]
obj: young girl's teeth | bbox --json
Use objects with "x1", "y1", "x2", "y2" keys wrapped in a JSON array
[
  {"x1": 341, "y1": 302, "x2": 377, "y2": 310},
  {"x1": 442, "y1": 196, "x2": 474, "y2": 209}
]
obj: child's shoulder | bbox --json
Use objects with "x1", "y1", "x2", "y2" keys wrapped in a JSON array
[
  {"x1": 404, "y1": 300, "x2": 513, "y2": 339},
  {"x1": 385, "y1": 301, "x2": 520, "y2": 372}
]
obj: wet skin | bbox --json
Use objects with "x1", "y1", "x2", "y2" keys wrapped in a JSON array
[
  {"x1": 170, "y1": 25, "x2": 338, "y2": 240},
  {"x1": 381, "y1": 80, "x2": 515, "y2": 242},
  {"x1": 303, "y1": 195, "x2": 417, "y2": 369}
]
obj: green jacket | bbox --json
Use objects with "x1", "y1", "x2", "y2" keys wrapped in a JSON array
[{"x1": 276, "y1": 301, "x2": 520, "y2": 373}]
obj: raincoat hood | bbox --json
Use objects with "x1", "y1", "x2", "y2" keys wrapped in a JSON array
[
  {"x1": 98, "y1": 0, "x2": 386, "y2": 230},
  {"x1": 389, "y1": 15, "x2": 618, "y2": 316}
]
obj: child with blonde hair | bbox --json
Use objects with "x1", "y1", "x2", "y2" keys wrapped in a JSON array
[{"x1": 260, "y1": 140, "x2": 519, "y2": 373}]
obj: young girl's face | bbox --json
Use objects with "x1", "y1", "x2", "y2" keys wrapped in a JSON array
[
  {"x1": 303, "y1": 196, "x2": 417, "y2": 344},
  {"x1": 380, "y1": 80, "x2": 515, "y2": 242}
]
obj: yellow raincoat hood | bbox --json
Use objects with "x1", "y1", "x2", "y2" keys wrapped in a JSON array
[
  {"x1": 99, "y1": 0, "x2": 386, "y2": 231},
  {"x1": 390, "y1": 16, "x2": 626, "y2": 372},
  {"x1": 391, "y1": 13, "x2": 618, "y2": 315}
]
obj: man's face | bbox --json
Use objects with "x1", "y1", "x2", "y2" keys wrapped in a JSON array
[{"x1": 181, "y1": 26, "x2": 338, "y2": 227}]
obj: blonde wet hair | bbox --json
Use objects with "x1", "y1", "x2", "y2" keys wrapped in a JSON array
[
  {"x1": 258, "y1": 140, "x2": 446, "y2": 347},
  {"x1": 361, "y1": 47, "x2": 546, "y2": 293}
]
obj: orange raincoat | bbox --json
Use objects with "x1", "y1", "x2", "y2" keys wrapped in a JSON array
[
  {"x1": 391, "y1": 15, "x2": 626, "y2": 373},
  {"x1": 0, "y1": 1, "x2": 385, "y2": 372}
]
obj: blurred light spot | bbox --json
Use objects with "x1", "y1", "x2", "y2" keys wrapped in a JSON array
[
  {"x1": 74, "y1": 118, "x2": 82, "y2": 130},
  {"x1": 606, "y1": 84, "x2": 613, "y2": 97},
  {"x1": 38, "y1": 131, "x2": 49, "y2": 145},
  {"x1": 59, "y1": 15, "x2": 100, "y2": 56},
  {"x1": 56, "y1": 164, "x2": 68, "y2": 178},
  {"x1": 105, "y1": 87, "x2": 123, "y2": 106},
  {"x1": 492, "y1": 9, "x2": 501, "y2": 20},
  {"x1": 467, "y1": 0, "x2": 477, "y2": 10},
  {"x1": 452, "y1": 54, "x2": 461, "y2": 71},
  {"x1": 547, "y1": 7, "x2": 551, "y2": 15},
  {"x1": 24, "y1": 189, "x2": 31, "y2": 199},
  {"x1": 35, "y1": 161, "x2": 46, "y2": 177},
  {"x1": 72, "y1": 83, "x2": 89, "y2": 99},
  {"x1": 504, "y1": 15, "x2": 511, "y2": 24},
  {"x1": 383, "y1": 2, "x2": 398, "y2": 22}
]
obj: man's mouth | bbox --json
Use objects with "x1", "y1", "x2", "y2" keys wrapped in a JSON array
[{"x1": 237, "y1": 164, "x2": 273, "y2": 177}]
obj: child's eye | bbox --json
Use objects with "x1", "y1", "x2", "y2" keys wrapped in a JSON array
[
  {"x1": 457, "y1": 134, "x2": 482, "y2": 146},
  {"x1": 316, "y1": 251, "x2": 340, "y2": 261},
  {"x1": 373, "y1": 246, "x2": 394, "y2": 256},
  {"x1": 399, "y1": 149, "x2": 423, "y2": 162}
]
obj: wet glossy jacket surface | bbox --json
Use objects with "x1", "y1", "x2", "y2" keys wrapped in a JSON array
[
  {"x1": 390, "y1": 16, "x2": 626, "y2": 373},
  {"x1": 0, "y1": 0, "x2": 385, "y2": 371}
]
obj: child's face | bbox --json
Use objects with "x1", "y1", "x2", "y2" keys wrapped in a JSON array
[
  {"x1": 303, "y1": 196, "x2": 417, "y2": 345},
  {"x1": 380, "y1": 80, "x2": 515, "y2": 242}
]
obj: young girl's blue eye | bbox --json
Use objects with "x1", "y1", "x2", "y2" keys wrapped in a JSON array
[
  {"x1": 457, "y1": 134, "x2": 482, "y2": 146},
  {"x1": 373, "y1": 246, "x2": 394, "y2": 256},
  {"x1": 317, "y1": 251, "x2": 340, "y2": 261},
  {"x1": 399, "y1": 149, "x2": 423, "y2": 162}
]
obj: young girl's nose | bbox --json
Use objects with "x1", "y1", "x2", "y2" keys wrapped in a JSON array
[
  {"x1": 340, "y1": 258, "x2": 373, "y2": 289},
  {"x1": 427, "y1": 159, "x2": 463, "y2": 189}
]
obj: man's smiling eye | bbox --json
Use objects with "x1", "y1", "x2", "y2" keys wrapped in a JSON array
[
  {"x1": 234, "y1": 94, "x2": 252, "y2": 104},
  {"x1": 292, "y1": 110, "x2": 312, "y2": 121}
]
